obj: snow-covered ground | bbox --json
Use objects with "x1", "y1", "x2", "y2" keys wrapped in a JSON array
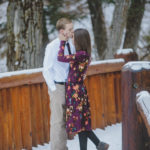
[{"x1": 31, "y1": 123, "x2": 122, "y2": 150}]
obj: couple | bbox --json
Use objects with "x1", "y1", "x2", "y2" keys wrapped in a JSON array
[{"x1": 43, "y1": 18, "x2": 109, "y2": 150}]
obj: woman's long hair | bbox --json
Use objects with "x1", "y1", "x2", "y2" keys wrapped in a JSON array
[{"x1": 74, "y1": 28, "x2": 91, "y2": 56}]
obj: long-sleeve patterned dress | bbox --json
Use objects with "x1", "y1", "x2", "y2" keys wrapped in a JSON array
[{"x1": 58, "y1": 41, "x2": 91, "y2": 135}]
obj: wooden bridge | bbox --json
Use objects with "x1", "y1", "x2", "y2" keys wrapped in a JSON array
[{"x1": 0, "y1": 51, "x2": 150, "y2": 150}]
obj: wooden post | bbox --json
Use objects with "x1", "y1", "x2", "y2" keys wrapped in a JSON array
[
  {"x1": 114, "y1": 49, "x2": 138, "y2": 62},
  {"x1": 122, "y1": 61, "x2": 150, "y2": 150}
]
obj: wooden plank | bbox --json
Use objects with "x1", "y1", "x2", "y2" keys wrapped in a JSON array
[
  {"x1": 30, "y1": 84, "x2": 44, "y2": 145},
  {"x1": 94, "y1": 75, "x2": 105, "y2": 129},
  {"x1": 100, "y1": 74, "x2": 108, "y2": 126},
  {"x1": 45, "y1": 84, "x2": 50, "y2": 142},
  {"x1": 6, "y1": 88, "x2": 15, "y2": 150},
  {"x1": 0, "y1": 90, "x2": 3, "y2": 150},
  {"x1": 1, "y1": 89, "x2": 9, "y2": 150},
  {"x1": 114, "y1": 72, "x2": 122, "y2": 122},
  {"x1": 104, "y1": 74, "x2": 111, "y2": 125},
  {"x1": 10, "y1": 87, "x2": 23, "y2": 150},
  {"x1": 99, "y1": 75, "x2": 106, "y2": 128},
  {"x1": 34, "y1": 84, "x2": 44, "y2": 145},
  {"x1": 30, "y1": 85, "x2": 38, "y2": 147},
  {"x1": 19, "y1": 85, "x2": 32, "y2": 149},
  {"x1": 40, "y1": 83, "x2": 50, "y2": 143},
  {"x1": 106, "y1": 73, "x2": 116, "y2": 125}
]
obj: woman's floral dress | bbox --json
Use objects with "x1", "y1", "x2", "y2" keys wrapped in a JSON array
[{"x1": 58, "y1": 41, "x2": 91, "y2": 135}]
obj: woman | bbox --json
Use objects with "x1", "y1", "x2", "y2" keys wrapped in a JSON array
[{"x1": 58, "y1": 28, "x2": 109, "y2": 150}]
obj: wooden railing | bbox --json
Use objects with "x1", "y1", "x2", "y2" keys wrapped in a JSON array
[
  {"x1": 0, "y1": 58, "x2": 124, "y2": 150},
  {"x1": 121, "y1": 61, "x2": 150, "y2": 150},
  {"x1": 136, "y1": 91, "x2": 150, "y2": 136}
]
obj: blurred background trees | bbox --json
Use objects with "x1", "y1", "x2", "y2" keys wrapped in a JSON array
[
  {"x1": 7, "y1": 0, "x2": 44, "y2": 71},
  {"x1": 123, "y1": 0, "x2": 146, "y2": 50},
  {"x1": 0, "y1": 0, "x2": 150, "y2": 72}
]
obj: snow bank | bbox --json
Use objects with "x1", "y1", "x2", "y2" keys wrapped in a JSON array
[
  {"x1": 116, "y1": 48, "x2": 134, "y2": 55},
  {"x1": 123, "y1": 61, "x2": 150, "y2": 71}
]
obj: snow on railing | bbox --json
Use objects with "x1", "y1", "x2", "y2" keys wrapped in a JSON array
[
  {"x1": 136, "y1": 91, "x2": 150, "y2": 136},
  {"x1": 123, "y1": 61, "x2": 150, "y2": 71},
  {"x1": 0, "y1": 58, "x2": 125, "y2": 79},
  {"x1": 0, "y1": 68, "x2": 43, "y2": 79},
  {"x1": 116, "y1": 48, "x2": 134, "y2": 55},
  {"x1": 114, "y1": 48, "x2": 138, "y2": 62},
  {"x1": 90, "y1": 58, "x2": 124, "y2": 65}
]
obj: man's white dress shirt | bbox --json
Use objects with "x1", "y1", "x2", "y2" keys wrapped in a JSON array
[{"x1": 43, "y1": 38, "x2": 75, "y2": 91}]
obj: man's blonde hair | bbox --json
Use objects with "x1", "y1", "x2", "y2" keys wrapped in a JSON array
[{"x1": 56, "y1": 18, "x2": 72, "y2": 31}]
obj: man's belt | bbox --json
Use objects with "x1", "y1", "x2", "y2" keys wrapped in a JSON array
[{"x1": 54, "y1": 81, "x2": 66, "y2": 85}]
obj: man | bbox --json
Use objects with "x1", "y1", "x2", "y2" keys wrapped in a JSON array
[{"x1": 42, "y1": 18, "x2": 75, "y2": 150}]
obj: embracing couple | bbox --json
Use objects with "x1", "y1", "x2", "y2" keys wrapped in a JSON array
[{"x1": 43, "y1": 18, "x2": 109, "y2": 150}]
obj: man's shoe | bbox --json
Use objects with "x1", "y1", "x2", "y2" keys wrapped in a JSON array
[{"x1": 96, "y1": 142, "x2": 109, "y2": 150}]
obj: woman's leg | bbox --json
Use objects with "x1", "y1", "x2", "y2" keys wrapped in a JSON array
[
  {"x1": 86, "y1": 130, "x2": 100, "y2": 147},
  {"x1": 78, "y1": 131, "x2": 88, "y2": 150}
]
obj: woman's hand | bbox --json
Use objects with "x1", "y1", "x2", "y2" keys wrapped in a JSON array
[{"x1": 59, "y1": 32, "x2": 68, "y2": 41}]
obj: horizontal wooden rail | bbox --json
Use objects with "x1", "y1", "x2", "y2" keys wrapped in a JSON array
[
  {"x1": 0, "y1": 59, "x2": 125, "y2": 150},
  {"x1": 0, "y1": 59, "x2": 124, "y2": 89},
  {"x1": 87, "y1": 58, "x2": 124, "y2": 76},
  {"x1": 136, "y1": 91, "x2": 150, "y2": 136}
]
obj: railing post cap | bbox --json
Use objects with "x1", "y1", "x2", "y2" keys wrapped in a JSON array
[
  {"x1": 114, "y1": 48, "x2": 138, "y2": 62},
  {"x1": 122, "y1": 61, "x2": 150, "y2": 72},
  {"x1": 116, "y1": 48, "x2": 134, "y2": 55}
]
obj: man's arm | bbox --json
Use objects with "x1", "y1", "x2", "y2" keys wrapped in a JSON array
[{"x1": 42, "y1": 43, "x2": 56, "y2": 91}]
